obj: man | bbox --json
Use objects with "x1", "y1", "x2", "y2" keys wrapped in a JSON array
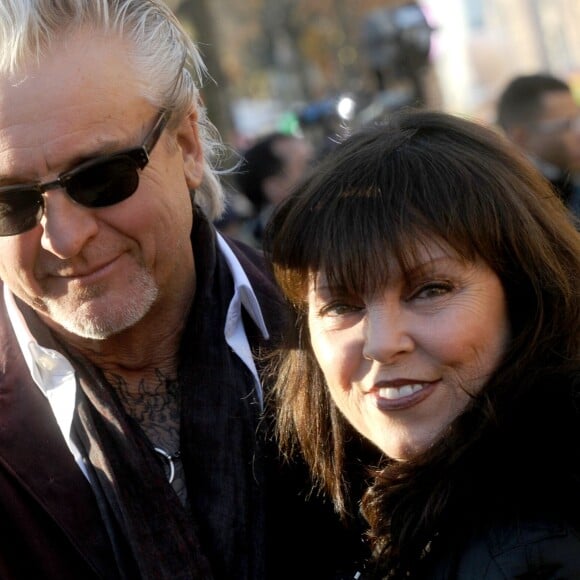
[
  {"x1": 0, "y1": 1, "x2": 366, "y2": 578},
  {"x1": 496, "y1": 73, "x2": 580, "y2": 217},
  {"x1": 235, "y1": 132, "x2": 314, "y2": 247}
]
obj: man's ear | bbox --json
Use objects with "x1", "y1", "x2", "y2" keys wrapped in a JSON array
[{"x1": 177, "y1": 108, "x2": 204, "y2": 190}]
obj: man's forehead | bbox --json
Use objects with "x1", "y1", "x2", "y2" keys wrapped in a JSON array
[
  {"x1": 0, "y1": 31, "x2": 143, "y2": 129},
  {"x1": 0, "y1": 30, "x2": 136, "y2": 93}
]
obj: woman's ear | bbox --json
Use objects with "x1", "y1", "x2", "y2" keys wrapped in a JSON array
[{"x1": 177, "y1": 108, "x2": 204, "y2": 189}]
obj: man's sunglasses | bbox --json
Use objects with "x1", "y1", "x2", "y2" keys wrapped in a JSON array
[{"x1": 0, "y1": 110, "x2": 169, "y2": 236}]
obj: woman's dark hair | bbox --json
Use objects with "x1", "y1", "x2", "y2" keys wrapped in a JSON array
[{"x1": 263, "y1": 109, "x2": 580, "y2": 576}]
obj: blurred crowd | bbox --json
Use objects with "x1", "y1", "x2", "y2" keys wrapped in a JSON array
[{"x1": 217, "y1": 70, "x2": 580, "y2": 245}]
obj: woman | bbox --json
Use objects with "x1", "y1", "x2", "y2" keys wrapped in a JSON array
[{"x1": 263, "y1": 110, "x2": 580, "y2": 578}]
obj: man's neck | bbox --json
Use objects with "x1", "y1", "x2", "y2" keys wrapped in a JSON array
[{"x1": 529, "y1": 154, "x2": 567, "y2": 181}]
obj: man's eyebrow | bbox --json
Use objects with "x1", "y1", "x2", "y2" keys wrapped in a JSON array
[
  {"x1": 0, "y1": 171, "x2": 37, "y2": 188},
  {"x1": 0, "y1": 136, "x2": 130, "y2": 188}
]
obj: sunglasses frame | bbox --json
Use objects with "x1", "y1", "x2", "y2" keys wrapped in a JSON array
[{"x1": 0, "y1": 109, "x2": 169, "y2": 236}]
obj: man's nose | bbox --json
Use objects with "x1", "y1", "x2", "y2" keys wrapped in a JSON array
[{"x1": 39, "y1": 189, "x2": 99, "y2": 258}]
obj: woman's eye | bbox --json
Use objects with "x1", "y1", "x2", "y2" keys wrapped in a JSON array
[
  {"x1": 413, "y1": 282, "x2": 454, "y2": 300},
  {"x1": 319, "y1": 301, "x2": 362, "y2": 317}
]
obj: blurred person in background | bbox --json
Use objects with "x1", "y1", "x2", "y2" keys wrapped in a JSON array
[
  {"x1": 235, "y1": 131, "x2": 314, "y2": 248},
  {"x1": 213, "y1": 186, "x2": 254, "y2": 240},
  {"x1": 496, "y1": 73, "x2": 580, "y2": 221}
]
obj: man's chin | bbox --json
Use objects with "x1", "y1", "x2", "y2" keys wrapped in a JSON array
[
  {"x1": 46, "y1": 295, "x2": 157, "y2": 340},
  {"x1": 47, "y1": 309, "x2": 138, "y2": 340}
]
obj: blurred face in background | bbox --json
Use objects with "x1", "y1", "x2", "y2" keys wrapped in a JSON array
[
  {"x1": 525, "y1": 89, "x2": 580, "y2": 173},
  {"x1": 263, "y1": 136, "x2": 314, "y2": 207},
  {"x1": 307, "y1": 240, "x2": 510, "y2": 460}
]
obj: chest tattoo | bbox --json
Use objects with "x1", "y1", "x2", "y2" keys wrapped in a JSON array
[{"x1": 110, "y1": 370, "x2": 188, "y2": 504}]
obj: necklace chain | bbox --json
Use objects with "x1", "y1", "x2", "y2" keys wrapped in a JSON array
[{"x1": 154, "y1": 447, "x2": 181, "y2": 483}]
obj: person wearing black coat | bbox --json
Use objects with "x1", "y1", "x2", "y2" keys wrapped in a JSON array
[
  {"x1": 0, "y1": 1, "x2": 365, "y2": 577},
  {"x1": 264, "y1": 109, "x2": 580, "y2": 579},
  {"x1": 496, "y1": 73, "x2": 580, "y2": 224}
]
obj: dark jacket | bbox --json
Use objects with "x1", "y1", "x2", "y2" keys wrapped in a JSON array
[
  {"x1": 0, "y1": 282, "x2": 115, "y2": 579},
  {"x1": 0, "y1": 225, "x2": 366, "y2": 579},
  {"x1": 355, "y1": 513, "x2": 580, "y2": 580},
  {"x1": 424, "y1": 517, "x2": 580, "y2": 579},
  {"x1": 355, "y1": 370, "x2": 580, "y2": 580}
]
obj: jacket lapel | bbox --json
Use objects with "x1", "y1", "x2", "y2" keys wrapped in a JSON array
[{"x1": 0, "y1": 285, "x2": 120, "y2": 579}]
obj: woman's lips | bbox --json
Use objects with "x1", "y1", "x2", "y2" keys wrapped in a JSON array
[{"x1": 371, "y1": 380, "x2": 438, "y2": 411}]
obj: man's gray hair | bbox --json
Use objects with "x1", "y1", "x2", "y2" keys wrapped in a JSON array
[{"x1": 0, "y1": 0, "x2": 226, "y2": 219}]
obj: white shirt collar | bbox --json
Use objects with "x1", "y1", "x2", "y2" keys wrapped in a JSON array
[
  {"x1": 216, "y1": 233, "x2": 269, "y2": 340},
  {"x1": 4, "y1": 284, "x2": 83, "y2": 472}
]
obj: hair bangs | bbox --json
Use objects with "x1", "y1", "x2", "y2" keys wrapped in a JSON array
[
  {"x1": 272, "y1": 179, "x2": 465, "y2": 306},
  {"x1": 269, "y1": 114, "x2": 561, "y2": 310}
]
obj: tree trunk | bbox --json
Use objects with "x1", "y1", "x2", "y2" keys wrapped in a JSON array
[{"x1": 174, "y1": 0, "x2": 236, "y2": 143}]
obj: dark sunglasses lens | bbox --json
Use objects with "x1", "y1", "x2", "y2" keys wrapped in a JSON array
[
  {"x1": 0, "y1": 189, "x2": 43, "y2": 236},
  {"x1": 67, "y1": 156, "x2": 140, "y2": 208}
]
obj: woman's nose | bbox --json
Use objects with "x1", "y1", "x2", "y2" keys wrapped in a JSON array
[{"x1": 362, "y1": 303, "x2": 415, "y2": 363}]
